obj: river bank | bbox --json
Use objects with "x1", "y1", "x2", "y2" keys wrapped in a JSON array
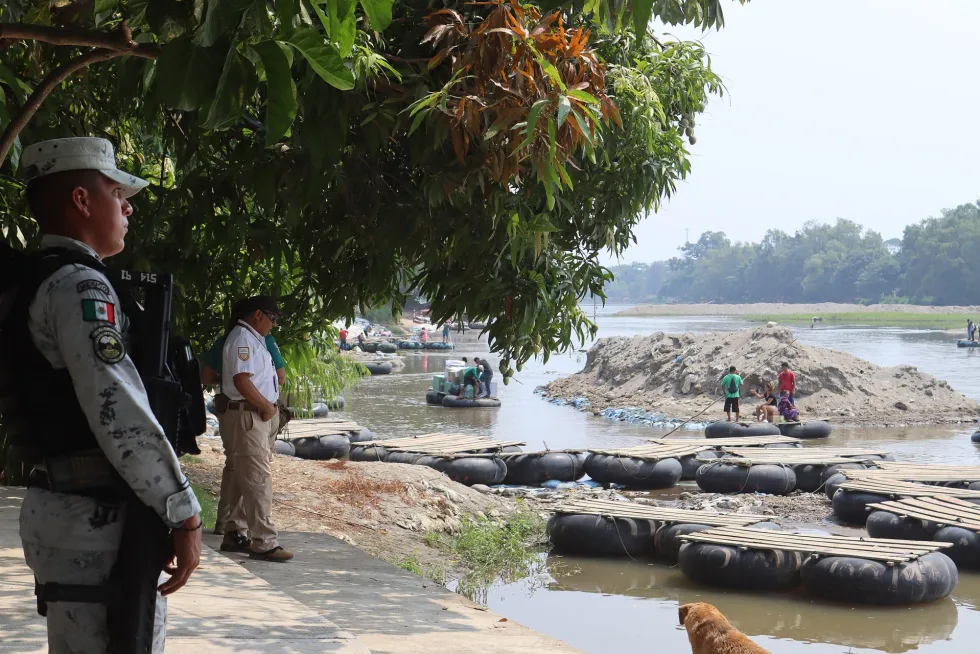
[
  {"x1": 616, "y1": 302, "x2": 980, "y2": 329},
  {"x1": 544, "y1": 325, "x2": 979, "y2": 426}
]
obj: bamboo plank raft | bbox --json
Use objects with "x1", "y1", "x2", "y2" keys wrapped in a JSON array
[
  {"x1": 833, "y1": 475, "x2": 980, "y2": 526},
  {"x1": 583, "y1": 443, "x2": 706, "y2": 488},
  {"x1": 356, "y1": 432, "x2": 526, "y2": 454},
  {"x1": 864, "y1": 496, "x2": 980, "y2": 568},
  {"x1": 866, "y1": 461, "x2": 980, "y2": 483},
  {"x1": 867, "y1": 496, "x2": 980, "y2": 531},
  {"x1": 674, "y1": 525, "x2": 958, "y2": 604},
  {"x1": 551, "y1": 498, "x2": 767, "y2": 526},
  {"x1": 282, "y1": 418, "x2": 365, "y2": 437},
  {"x1": 651, "y1": 435, "x2": 802, "y2": 448}
]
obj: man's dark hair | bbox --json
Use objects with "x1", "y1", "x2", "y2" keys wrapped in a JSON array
[
  {"x1": 781, "y1": 362, "x2": 789, "y2": 368},
  {"x1": 729, "y1": 366, "x2": 737, "y2": 372},
  {"x1": 25, "y1": 169, "x2": 103, "y2": 230},
  {"x1": 462, "y1": 357, "x2": 468, "y2": 363}
]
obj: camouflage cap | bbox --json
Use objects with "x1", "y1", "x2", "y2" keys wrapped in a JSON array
[{"x1": 21, "y1": 137, "x2": 149, "y2": 197}]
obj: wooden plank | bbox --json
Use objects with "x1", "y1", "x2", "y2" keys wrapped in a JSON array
[
  {"x1": 551, "y1": 500, "x2": 767, "y2": 525},
  {"x1": 698, "y1": 453, "x2": 865, "y2": 466},
  {"x1": 697, "y1": 526, "x2": 946, "y2": 550},
  {"x1": 652, "y1": 436, "x2": 802, "y2": 447},
  {"x1": 587, "y1": 443, "x2": 711, "y2": 460},
  {"x1": 720, "y1": 447, "x2": 888, "y2": 458},
  {"x1": 867, "y1": 496, "x2": 980, "y2": 530}
]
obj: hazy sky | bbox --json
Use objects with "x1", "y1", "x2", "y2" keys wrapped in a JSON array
[{"x1": 610, "y1": 0, "x2": 980, "y2": 264}]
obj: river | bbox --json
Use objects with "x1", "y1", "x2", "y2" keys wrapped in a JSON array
[{"x1": 341, "y1": 309, "x2": 980, "y2": 653}]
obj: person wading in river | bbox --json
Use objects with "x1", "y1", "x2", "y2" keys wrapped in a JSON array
[{"x1": 720, "y1": 366, "x2": 743, "y2": 422}]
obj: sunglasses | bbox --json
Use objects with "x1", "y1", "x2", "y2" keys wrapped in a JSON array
[{"x1": 261, "y1": 310, "x2": 280, "y2": 325}]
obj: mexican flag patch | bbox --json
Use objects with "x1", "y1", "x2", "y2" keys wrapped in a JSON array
[{"x1": 82, "y1": 299, "x2": 115, "y2": 324}]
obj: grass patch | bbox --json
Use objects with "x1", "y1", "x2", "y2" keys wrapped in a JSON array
[
  {"x1": 425, "y1": 499, "x2": 548, "y2": 603},
  {"x1": 394, "y1": 550, "x2": 446, "y2": 584},
  {"x1": 744, "y1": 312, "x2": 973, "y2": 329},
  {"x1": 191, "y1": 482, "x2": 218, "y2": 531}
]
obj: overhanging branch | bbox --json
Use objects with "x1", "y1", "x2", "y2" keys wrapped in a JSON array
[
  {"x1": 0, "y1": 22, "x2": 160, "y2": 59},
  {"x1": 0, "y1": 49, "x2": 123, "y2": 167}
]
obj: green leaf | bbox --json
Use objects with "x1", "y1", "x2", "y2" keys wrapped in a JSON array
[
  {"x1": 201, "y1": 46, "x2": 254, "y2": 130},
  {"x1": 570, "y1": 108, "x2": 594, "y2": 145},
  {"x1": 277, "y1": 0, "x2": 299, "y2": 34},
  {"x1": 359, "y1": 0, "x2": 394, "y2": 31},
  {"x1": 519, "y1": 98, "x2": 549, "y2": 150},
  {"x1": 0, "y1": 64, "x2": 29, "y2": 104},
  {"x1": 193, "y1": 0, "x2": 252, "y2": 47},
  {"x1": 567, "y1": 89, "x2": 598, "y2": 104},
  {"x1": 632, "y1": 0, "x2": 654, "y2": 37},
  {"x1": 536, "y1": 56, "x2": 566, "y2": 91},
  {"x1": 253, "y1": 40, "x2": 298, "y2": 146},
  {"x1": 287, "y1": 27, "x2": 355, "y2": 90},
  {"x1": 556, "y1": 95, "x2": 571, "y2": 128},
  {"x1": 155, "y1": 41, "x2": 221, "y2": 111},
  {"x1": 312, "y1": 0, "x2": 357, "y2": 57},
  {"x1": 93, "y1": 0, "x2": 119, "y2": 26},
  {"x1": 546, "y1": 116, "x2": 557, "y2": 159}
]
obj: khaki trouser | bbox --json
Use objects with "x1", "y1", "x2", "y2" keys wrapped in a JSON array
[
  {"x1": 225, "y1": 406, "x2": 279, "y2": 552},
  {"x1": 216, "y1": 409, "x2": 248, "y2": 535}
]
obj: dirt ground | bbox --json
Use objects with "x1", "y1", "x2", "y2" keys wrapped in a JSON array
[
  {"x1": 544, "y1": 324, "x2": 979, "y2": 426},
  {"x1": 669, "y1": 490, "x2": 834, "y2": 526},
  {"x1": 617, "y1": 302, "x2": 980, "y2": 316},
  {"x1": 182, "y1": 445, "x2": 512, "y2": 575}
]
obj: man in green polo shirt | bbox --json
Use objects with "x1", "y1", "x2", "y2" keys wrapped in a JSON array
[
  {"x1": 720, "y1": 365, "x2": 743, "y2": 423},
  {"x1": 200, "y1": 302, "x2": 286, "y2": 537}
]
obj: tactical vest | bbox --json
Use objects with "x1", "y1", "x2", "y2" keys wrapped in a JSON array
[{"x1": 0, "y1": 247, "x2": 112, "y2": 474}]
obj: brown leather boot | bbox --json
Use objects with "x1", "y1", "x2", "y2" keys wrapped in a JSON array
[{"x1": 249, "y1": 546, "x2": 294, "y2": 562}]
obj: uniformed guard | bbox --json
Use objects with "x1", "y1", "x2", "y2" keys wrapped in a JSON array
[
  {"x1": 5, "y1": 137, "x2": 202, "y2": 652},
  {"x1": 221, "y1": 295, "x2": 293, "y2": 561}
]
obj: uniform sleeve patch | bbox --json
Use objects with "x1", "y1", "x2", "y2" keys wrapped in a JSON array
[
  {"x1": 82, "y1": 299, "x2": 116, "y2": 324},
  {"x1": 238, "y1": 347, "x2": 250, "y2": 361},
  {"x1": 91, "y1": 326, "x2": 126, "y2": 364},
  {"x1": 77, "y1": 279, "x2": 112, "y2": 296}
]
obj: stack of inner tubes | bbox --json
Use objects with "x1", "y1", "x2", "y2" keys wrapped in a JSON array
[
  {"x1": 704, "y1": 422, "x2": 781, "y2": 438},
  {"x1": 832, "y1": 488, "x2": 891, "y2": 525},
  {"x1": 397, "y1": 341, "x2": 426, "y2": 350},
  {"x1": 547, "y1": 514, "x2": 656, "y2": 557},
  {"x1": 695, "y1": 461, "x2": 796, "y2": 495},
  {"x1": 777, "y1": 420, "x2": 833, "y2": 439},
  {"x1": 680, "y1": 541, "x2": 804, "y2": 591},
  {"x1": 425, "y1": 342, "x2": 454, "y2": 350},
  {"x1": 349, "y1": 444, "x2": 388, "y2": 462},
  {"x1": 868, "y1": 508, "x2": 980, "y2": 569},
  {"x1": 290, "y1": 434, "x2": 351, "y2": 460},
  {"x1": 504, "y1": 452, "x2": 589, "y2": 485},
  {"x1": 585, "y1": 455, "x2": 682, "y2": 490}
]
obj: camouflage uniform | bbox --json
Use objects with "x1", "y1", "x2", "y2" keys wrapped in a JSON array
[{"x1": 19, "y1": 234, "x2": 200, "y2": 653}]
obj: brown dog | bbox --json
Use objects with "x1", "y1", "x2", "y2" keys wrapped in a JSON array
[{"x1": 679, "y1": 602, "x2": 772, "y2": 654}]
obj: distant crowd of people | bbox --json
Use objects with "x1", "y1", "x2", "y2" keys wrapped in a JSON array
[{"x1": 720, "y1": 362, "x2": 799, "y2": 423}]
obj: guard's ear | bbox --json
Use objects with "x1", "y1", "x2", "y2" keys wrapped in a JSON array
[{"x1": 678, "y1": 604, "x2": 691, "y2": 625}]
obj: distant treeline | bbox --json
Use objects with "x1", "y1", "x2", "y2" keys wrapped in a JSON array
[{"x1": 606, "y1": 202, "x2": 980, "y2": 306}]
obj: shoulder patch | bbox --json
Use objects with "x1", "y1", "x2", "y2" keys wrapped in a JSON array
[
  {"x1": 77, "y1": 279, "x2": 112, "y2": 296},
  {"x1": 91, "y1": 326, "x2": 126, "y2": 364},
  {"x1": 238, "y1": 347, "x2": 250, "y2": 361},
  {"x1": 81, "y1": 298, "x2": 116, "y2": 324}
]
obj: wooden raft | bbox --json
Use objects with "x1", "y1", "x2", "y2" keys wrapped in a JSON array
[
  {"x1": 679, "y1": 525, "x2": 951, "y2": 563},
  {"x1": 837, "y1": 477, "x2": 980, "y2": 499},
  {"x1": 283, "y1": 418, "x2": 363, "y2": 437},
  {"x1": 651, "y1": 436, "x2": 801, "y2": 448},
  {"x1": 552, "y1": 498, "x2": 767, "y2": 526},
  {"x1": 867, "y1": 461, "x2": 980, "y2": 483},
  {"x1": 357, "y1": 432, "x2": 525, "y2": 455},
  {"x1": 702, "y1": 447, "x2": 889, "y2": 466},
  {"x1": 867, "y1": 496, "x2": 980, "y2": 532},
  {"x1": 587, "y1": 442, "x2": 711, "y2": 460}
]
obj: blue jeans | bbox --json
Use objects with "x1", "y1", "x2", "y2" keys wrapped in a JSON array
[{"x1": 787, "y1": 393, "x2": 796, "y2": 405}]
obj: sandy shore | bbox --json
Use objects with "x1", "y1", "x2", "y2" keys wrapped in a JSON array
[{"x1": 617, "y1": 302, "x2": 980, "y2": 316}]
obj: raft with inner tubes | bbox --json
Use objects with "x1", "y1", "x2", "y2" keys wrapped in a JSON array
[
  {"x1": 424, "y1": 342, "x2": 454, "y2": 350},
  {"x1": 704, "y1": 421, "x2": 781, "y2": 438},
  {"x1": 584, "y1": 454, "x2": 682, "y2": 490},
  {"x1": 397, "y1": 341, "x2": 426, "y2": 350},
  {"x1": 866, "y1": 496, "x2": 980, "y2": 569},
  {"x1": 695, "y1": 460, "x2": 797, "y2": 495},
  {"x1": 831, "y1": 477, "x2": 980, "y2": 525},
  {"x1": 503, "y1": 451, "x2": 589, "y2": 486},
  {"x1": 547, "y1": 499, "x2": 767, "y2": 559},
  {"x1": 290, "y1": 434, "x2": 351, "y2": 460},
  {"x1": 709, "y1": 448, "x2": 889, "y2": 494},
  {"x1": 776, "y1": 420, "x2": 833, "y2": 439},
  {"x1": 958, "y1": 340, "x2": 980, "y2": 348},
  {"x1": 678, "y1": 525, "x2": 958, "y2": 604},
  {"x1": 425, "y1": 390, "x2": 445, "y2": 405}
]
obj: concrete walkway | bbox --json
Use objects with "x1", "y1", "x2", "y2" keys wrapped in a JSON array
[
  {"x1": 0, "y1": 488, "x2": 369, "y2": 653},
  {"x1": 204, "y1": 531, "x2": 582, "y2": 654}
]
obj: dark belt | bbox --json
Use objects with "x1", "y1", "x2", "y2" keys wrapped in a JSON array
[
  {"x1": 29, "y1": 450, "x2": 124, "y2": 499},
  {"x1": 227, "y1": 400, "x2": 260, "y2": 413}
]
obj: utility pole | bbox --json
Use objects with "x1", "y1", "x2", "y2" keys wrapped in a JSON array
[{"x1": 685, "y1": 228, "x2": 690, "y2": 244}]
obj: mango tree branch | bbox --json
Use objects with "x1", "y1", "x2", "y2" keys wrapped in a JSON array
[
  {"x1": 0, "y1": 22, "x2": 160, "y2": 58},
  {"x1": 0, "y1": 49, "x2": 122, "y2": 167}
]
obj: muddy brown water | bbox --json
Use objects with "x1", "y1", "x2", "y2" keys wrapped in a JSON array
[{"x1": 338, "y1": 310, "x2": 980, "y2": 653}]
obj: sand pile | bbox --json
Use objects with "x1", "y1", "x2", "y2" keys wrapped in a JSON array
[{"x1": 545, "y1": 325, "x2": 979, "y2": 426}]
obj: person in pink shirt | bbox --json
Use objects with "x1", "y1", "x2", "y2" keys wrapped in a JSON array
[{"x1": 778, "y1": 362, "x2": 796, "y2": 405}]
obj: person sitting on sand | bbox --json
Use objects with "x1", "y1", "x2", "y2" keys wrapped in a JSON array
[
  {"x1": 777, "y1": 390, "x2": 800, "y2": 422},
  {"x1": 750, "y1": 382, "x2": 778, "y2": 423}
]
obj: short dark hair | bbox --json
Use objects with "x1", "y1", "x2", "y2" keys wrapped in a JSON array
[
  {"x1": 25, "y1": 169, "x2": 103, "y2": 230},
  {"x1": 729, "y1": 366, "x2": 737, "y2": 372},
  {"x1": 462, "y1": 357, "x2": 468, "y2": 363},
  {"x1": 781, "y1": 362, "x2": 789, "y2": 368}
]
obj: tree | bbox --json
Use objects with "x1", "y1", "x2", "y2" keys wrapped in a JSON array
[
  {"x1": 899, "y1": 202, "x2": 980, "y2": 305},
  {"x1": 0, "y1": 0, "x2": 729, "y2": 375}
]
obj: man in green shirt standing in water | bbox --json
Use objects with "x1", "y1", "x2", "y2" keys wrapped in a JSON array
[{"x1": 720, "y1": 365, "x2": 744, "y2": 423}]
